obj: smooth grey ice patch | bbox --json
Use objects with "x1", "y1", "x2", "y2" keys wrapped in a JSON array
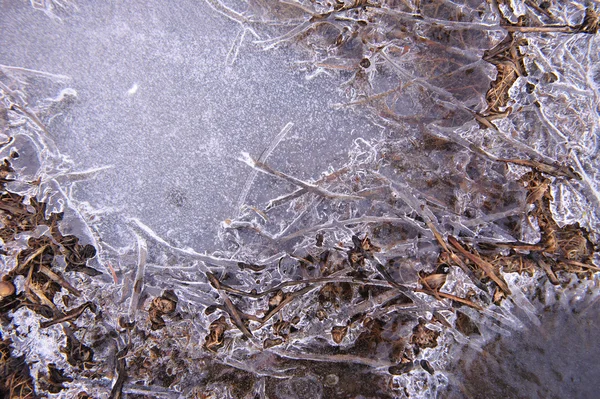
[{"x1": 0, "y1": 0, "x2": 381, "y2": 250}]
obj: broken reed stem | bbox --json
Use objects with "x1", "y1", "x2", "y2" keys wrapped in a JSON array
[
  {"x1": 561, "y1": 259, "x2": 600, "y2": 272},
  {"x1": 503, "y1": 25, "x2": 577, "y2": 33},
  {"x1": 222, "y1": 295, "x2": 254, "y2": 338},
  {"x1": 108, "y1": 344, "x2": 129, "y2": 399},
  {"x1": 17, "y1": 245, "x2": 48, "y2": 274},
  {"x1": 537, "y1": 257, "x2": 560, "y2": 285}
]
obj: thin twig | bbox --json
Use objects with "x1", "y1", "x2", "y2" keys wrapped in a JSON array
[
  {"x1": 40, "y1": 302, "x2": 95, "y2": 328},
  {"x1": 258, "y1": 285, "x2": 316, "y2": 327},
  {"x1": 39, "y1": 265, "x2": 81, "y2": 296},
  {"x1": 415, "y1": 289, "x2": 484, "y2": 311}
]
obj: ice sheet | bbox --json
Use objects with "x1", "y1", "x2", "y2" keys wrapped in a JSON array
[
  {"x1": 1, "y1": 1, "x2": 600, "y2": 398},
  {"x1": 0, "y1": 0, "x2": 382, "y2": 250}
]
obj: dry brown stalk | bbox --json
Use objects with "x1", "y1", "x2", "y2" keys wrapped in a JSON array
[{"x1": 448, "y1": 236, "x2": 512, "y2": 295}]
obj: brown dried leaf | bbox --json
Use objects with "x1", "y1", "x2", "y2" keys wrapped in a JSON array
[
  {"x1": 331, "y1": 325, "x2": 348, "y2": 344},
  {"x1": 410, "y1": 320, "x2": 440, "y2": 349},
  {"x1": 482, "y1": 33, "x2": 526, "y2": 117},
  {"x1": 418, "y1": 273, "x2": 447, "y2": 292},
  {"x1": 148, "y1": 290, "x2": 178, "y2": 330},
  {"x1": 204, "y1": 316, "x2": 229, "y2": 352},
  {"x1": 268, "y1": 289, "x2": 285, "y2": 308}
]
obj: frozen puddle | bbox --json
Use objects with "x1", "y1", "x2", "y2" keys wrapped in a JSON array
[
  {"x1": 1, "y1": 1, "x2": 599, "y2": 399},
  {"x1": 0, "y1": 0, "x2": 380, "y2": 249}
]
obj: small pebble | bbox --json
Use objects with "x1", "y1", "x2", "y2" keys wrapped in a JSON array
[{"x1": 0, "y1": 280, "x2": 15, "y2": 298}]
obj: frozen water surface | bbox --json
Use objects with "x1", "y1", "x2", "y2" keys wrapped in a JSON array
[
  {"x1": 0, "y1": 0, "x2": 381, "y2": 249},
  {"x1": 1, "y1": 1, "x2": 600, "y2": 398}
]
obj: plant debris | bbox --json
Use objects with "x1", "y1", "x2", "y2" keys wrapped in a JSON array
[
  {"x1": 0, "y1": 336, "x2": 36, "y2": 399},
  {"x1": 148, "y1": 290, "x2": 178, "y2": 330}
]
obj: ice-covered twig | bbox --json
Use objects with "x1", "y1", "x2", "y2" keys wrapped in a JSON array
[
  {"x1": 223, "y1": 292, "x2": 254, "y2": 338},
  {"x1": 373, "y1": 8, "x2": 506, "y2": 33},
  {"x1": 496, "y1": 158, "x2": 581, "y2": 180},
  {"x1": 220, "y1": 357, "x2": 292, "y2": 379},
  {"x1": 121, "y1": 384, "x2": 183, "y2": 398},
  {"x1": 239, "y1": 152, "x2": 363, "y2": 201},
  {"x1": 266, "y1": 188, "x2": 306, "y2": 210},
  {"x1": 266, "y1": 167, "x2": 351, "y2": 209},
  {"x1": 275, "y1": 196, "x2": 321, "y2": 239},
  {"x1": 0, "y1": 64, "x2": 71, "y2": 82},
  {"x1": 53, "y1": 164, "x2": 115, "y2": 183},
  {"x1": 278, "y1": 215, "x2": 431, "y2": 243},
  {"x1": 380, "y1": 48, "x2": 477, "y2": 118},
  {"x1": 44, "y1": 178, "x2": 104, "y2": 262},
  {"x1": 429, "y1": 125, "x2": 499, "y2": 161},
  {"x1": 534, "y1": 104, "x2": 570, "y2": 144},
  {"x1": 127, "y1": 217, "x2": 244, "y2": 269},
  {"x1": 253, "y1": 19, "x2": 314, "y2": 50},
  {"x1": 374, "y1": 262, "x2": 426, "y2": 304},
  {"x1": 204, "y1": 0, "x2": 260, "y2": 38},
  {"x1": 271, "y1": 348, "x2": 396, "y2": 368},
  {"x1": 206, "y1": 272, "x2": 402, "y2": 299},
  {"x1": 237, "y1": 122, "x2": 294, "y2": 215},
  {"x1": 258, "y1": 285, "x2": 318, "y2": 327},
  {"x1": 226, "y1": 28, "x2": 246, "y2": 66},
  {"x1": 223, "y1": 220, "x2": 278, "y2": 242},
  {"x1": 128, "y1": 235, "x2": 147, "y2": 319},
  {"x1": 8, "y1": 103, "x2": 54, "y2": 138},
  {"x1": 372, "y1": 171, "x2": 440, "y2": 228}
]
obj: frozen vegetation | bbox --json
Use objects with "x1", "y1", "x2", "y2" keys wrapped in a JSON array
[{"x1": 0, "y1": 0, "x2": 599, "y2": 398}]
